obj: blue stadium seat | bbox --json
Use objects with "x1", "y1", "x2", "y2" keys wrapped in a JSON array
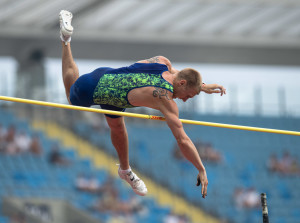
[
  {"x1": 2, "y1": 111, "x2": 299, "y2": 223},
  {"x1": 0, "y1": 216, "x2": 9, "y2": 223}
]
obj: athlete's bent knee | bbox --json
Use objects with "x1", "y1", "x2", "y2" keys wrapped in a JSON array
[{"x1": 106, "y1": 117, "x2": 125, "y2": 132}]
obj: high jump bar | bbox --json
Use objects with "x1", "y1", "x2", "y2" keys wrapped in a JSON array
[{"x1": 0, "y1": 95, "x2": 299, "y2": 136}]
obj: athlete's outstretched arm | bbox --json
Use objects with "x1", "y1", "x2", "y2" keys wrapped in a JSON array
[
  {"x1": 201, "y1": 83, "x2": 226, "y2": 96},
  {"x1": 137, "y1": 56, "x2": 179, "y2": 74},
  {"x1": 159, "y1": 99, "x2": 208, "y2": 198}
]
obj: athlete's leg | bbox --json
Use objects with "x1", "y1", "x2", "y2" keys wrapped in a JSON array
[
  {"x1": 105, "y1": 116, "x2": 147, "y2": 196},
  {"x1": 105, "y1": 116, "x2": 129, "y2": 170},
  {"x1": 61, "y1": 43, "x2": 79, "y2": 102},
  {"x1": 59, "y1": 10, "x2": 78, "y2": 103}
]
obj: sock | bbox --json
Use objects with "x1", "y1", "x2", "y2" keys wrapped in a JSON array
[
  {"x1": 60, "y1": 32, "x2": 71, "y2": 45},
  {"x1": 120, "y1": 167, "x2": 131, "y2": 174}
]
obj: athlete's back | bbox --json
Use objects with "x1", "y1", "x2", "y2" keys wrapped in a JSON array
[{"x1": 69, "y1": 63, "x2": 173, "y2": 109}]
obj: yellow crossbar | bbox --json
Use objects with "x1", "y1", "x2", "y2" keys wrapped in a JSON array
[{"x1": 1, "y1": 95, "x2": 299, "y2": 136}]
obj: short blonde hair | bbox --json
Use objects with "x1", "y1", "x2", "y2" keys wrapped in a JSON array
[{"x1": 176, "y1": 68, "x2": 202, "y2": 93}]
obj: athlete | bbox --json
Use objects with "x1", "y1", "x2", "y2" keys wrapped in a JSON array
[{"x1": 59, "y1": 10, "x2": 226, "y2": 198}]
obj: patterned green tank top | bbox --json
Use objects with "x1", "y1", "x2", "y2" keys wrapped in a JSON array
[{"x1": 93, "y1": 63, "x2": 173, "y2": 108}]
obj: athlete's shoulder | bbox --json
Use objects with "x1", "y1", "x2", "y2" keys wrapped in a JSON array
[
  {"x1": 146, "y1": 56, "x2": 170, "y2": 64},
  {"x1": 137, "y1": 56, "x2": 170, "y2": 65},
  {"x1": 136, "y1": 56, "x2": 172, "y2": 72}
]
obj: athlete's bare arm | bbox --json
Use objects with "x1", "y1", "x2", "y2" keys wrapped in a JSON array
[
  {"x1": 201, "y1": 83, "x2": 226, "y2": 96},
  {"x1": 137, "y1": 56, "x2": 179, "y2": 74},
  {"x1": 157, "y1": 95, "x2": 208, "y2": 198}
]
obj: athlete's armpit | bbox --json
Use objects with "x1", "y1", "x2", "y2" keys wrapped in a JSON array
[{"x1": 153, "y1": 87, "x2": 170, "y2": 100}]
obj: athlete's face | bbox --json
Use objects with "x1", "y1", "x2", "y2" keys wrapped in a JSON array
[{"x1": 173, "y1": 80, "x2": 198, "y2": 102}]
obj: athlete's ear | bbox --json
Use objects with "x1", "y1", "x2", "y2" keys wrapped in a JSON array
[{"x1": 179, "y1": 80, "x2": 187, "y2": 86}]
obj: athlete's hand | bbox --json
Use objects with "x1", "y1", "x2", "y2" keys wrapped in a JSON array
[
  {"x1": 196, "y1": 169, "x2": 208, "y2": 198},
  {"x1": 202, "y1": 84, "x2": 226, "y2": 96}
]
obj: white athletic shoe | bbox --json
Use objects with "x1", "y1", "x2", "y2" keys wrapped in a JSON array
[
  {"x1": 118, "y1": 166, "x2": 148, "y2": 196},
  {"x1": 59, "y1": 10, "x2": 73, "y2": 45}
]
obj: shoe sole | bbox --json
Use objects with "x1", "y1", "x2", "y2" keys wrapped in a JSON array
[
  {"x1": 134, "y1": 189, "x2": 147, "y2": 196},
  {"x1": 59, "y1": 11, "x2": 73, "y2": 35}
]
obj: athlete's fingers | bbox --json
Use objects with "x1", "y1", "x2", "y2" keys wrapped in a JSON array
[
  {"x1": 220, "y1": 87, "x2": 226, "y2": 96},
  {"x1": 202, "y1": 184, "x2": 207, "y2": 198},
  {"x1": 202, "y1": 180, "x2": 208, "y2": 198},
  {"x1": 211, "y1": 90, "x2": 221, "y2": 94},
  {"x1": 197, "y1": 175, "x2": 208, "y2": 198},
  {"x1": 196, "y1": 176, "x2": 200, "y2": 186}
]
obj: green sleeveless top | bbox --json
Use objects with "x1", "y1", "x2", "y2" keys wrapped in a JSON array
[{"x1": 92, "y1": 63, "x2": 173, "y2": 108}]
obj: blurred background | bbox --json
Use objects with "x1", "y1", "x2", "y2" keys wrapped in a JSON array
[{"x1": 0, "y1": 0, "x2": 300, "y2": 223}]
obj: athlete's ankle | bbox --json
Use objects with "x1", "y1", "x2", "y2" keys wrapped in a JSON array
[{"x1": 119, "y1": 167, "x2": 131, "y2": 174}]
